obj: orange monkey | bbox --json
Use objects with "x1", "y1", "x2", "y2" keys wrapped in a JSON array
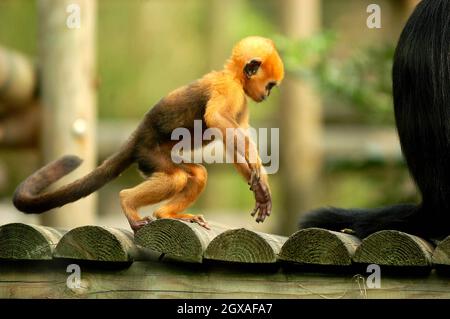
[{"x1": 13, "y1": 36, "x2": 285, "y2": 232}]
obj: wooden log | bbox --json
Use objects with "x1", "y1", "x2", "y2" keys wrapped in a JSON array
[
  {"x1": 135, "y1": 219, "x2": 227, "y2": 263},
  {"x1": 54, "y1": 226, "x2": 139, "y2": 262},
  {"x1": 97, "y1": 120, "x2": 136, "y2": 159},
  {"x1": 353, "y1": 230, "x2": 434, "y2": 267},
  {"x1": 0, "y1": 47, "x2": 37, "y2": 108},
  {"x1": 0, "y1": 223, "x2": 65, "y2": 260},
  {"x1": 204, "y1": 228, "x2": 288, "y2": 263},
  {"x1": 1, "y1": 260, "x2": 450, "y2": 299},
  {"x1": 279, "y1": 228, "x2": 361, "y2": 266},
  {"x1": 432, "y1": 235, "x2": 450, "y2": 266},
  {"x1": 323, "y1": 126, "x2": 402, "y2": 163}
]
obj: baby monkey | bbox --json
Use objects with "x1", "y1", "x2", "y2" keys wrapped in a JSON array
[{"x1": 13, "y1": 36, "x2": 285, "y2": 232}]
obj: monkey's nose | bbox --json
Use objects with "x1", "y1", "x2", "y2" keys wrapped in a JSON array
[{"x1": 260, "y1": 94, "x2": 266, "y2": 101}]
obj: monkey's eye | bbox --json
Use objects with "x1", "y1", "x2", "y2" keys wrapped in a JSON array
[{"x1": 266, "y1": 82, "x2": 277, "y2": 91}]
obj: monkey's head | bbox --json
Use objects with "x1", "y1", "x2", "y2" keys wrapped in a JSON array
[{"x1": 226, "y1": 36, "x2": 284, "y2": 103}]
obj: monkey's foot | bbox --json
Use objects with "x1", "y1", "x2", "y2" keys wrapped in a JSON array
[
  {"x1": 179, "y1": 214, "x2": 210, "y2": 230},
  {"x1": 155, "y1": 212, "x2": 210, "y2": 230},
  {"x1": 129, "y1": 216, "x2": 154, "y2": 232}
]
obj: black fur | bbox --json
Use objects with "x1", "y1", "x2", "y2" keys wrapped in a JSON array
[{"x1": 300, "y1": 0, "x2": 450, "y2": 240}]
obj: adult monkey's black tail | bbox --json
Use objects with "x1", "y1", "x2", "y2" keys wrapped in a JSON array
[
  {"x1": 299, "y1": 0, "x2": 450, "y2": 240},
  {"x1": 13, "y1": 138, "x2": 136, "y2": 214}
]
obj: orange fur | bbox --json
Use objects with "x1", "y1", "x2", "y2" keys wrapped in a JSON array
[
  {"x1": 120, "y1": 36, "x2": 284, "y2": 230},
  {"x1": 14, "y1": 36, "x2": 284, "y2": 231}
]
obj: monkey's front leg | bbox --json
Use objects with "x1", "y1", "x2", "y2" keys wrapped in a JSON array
[
  {"x1": 206, "y1": 111, "x2": 272, "y2": 223},
  {"x1": 234, "y1": 132, "x2": 272, "y2": 223},
  {"x1": 234, "y1": 128, "x2": 272, "y2": 222},
  {"x1": 249, "y1": 169, "x2": 272, "y2": 223}
]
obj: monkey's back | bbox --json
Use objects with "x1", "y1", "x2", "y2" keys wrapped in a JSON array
[{"x1": 143, "y1": 81, "x2": 210, "y2": 143}]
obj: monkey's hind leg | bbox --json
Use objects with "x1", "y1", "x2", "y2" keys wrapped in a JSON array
[
  {"x1": 154, "y1": 163, "x2": 210, "y2": 229},
  {"x1": 119, "y1": 169, "x2": 189, "y2": 232}
]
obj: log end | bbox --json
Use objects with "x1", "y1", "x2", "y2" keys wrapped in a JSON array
[
  {"x1": 279, "y1": 228, "x2": 361, "y2": 266},
  {"x1": 54, "y1": 226, "x2": 133, "y2": 262},
  {"x1": 353, "y1": 230, "x2": 434, "y2": 267}
]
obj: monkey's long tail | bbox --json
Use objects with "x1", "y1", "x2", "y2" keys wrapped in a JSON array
[
  {"x1": 13, "y1": 143, "x2": 135, "y2": 214},
  {"x1": 298, "y1": 204, "x2": 433, "y2": 239}
]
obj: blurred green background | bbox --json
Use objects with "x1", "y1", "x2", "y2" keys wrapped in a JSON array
[{"x1": 0, "y1": 0, "x2": 420, "y2": 235}]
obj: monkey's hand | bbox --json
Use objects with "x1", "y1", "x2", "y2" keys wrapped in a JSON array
[{"x1": 249, "y1": 170, "x2": 272, "y2": 223}]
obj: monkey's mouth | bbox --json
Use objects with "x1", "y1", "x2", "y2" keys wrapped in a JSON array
[
  {"x1": 247, "y1": 91, "x2": 267, "y2": 103},
  {"x1": 252, "y1": 96, "x2": 265, "y2": 103}
]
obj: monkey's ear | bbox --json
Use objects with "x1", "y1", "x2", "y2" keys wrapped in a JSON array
[{"x1": 244, "y1": 58, "x2": 262, "y2": 78}]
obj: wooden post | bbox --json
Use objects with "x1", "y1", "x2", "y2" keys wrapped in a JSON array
[
  {"x1": 279, "y1": 0, "x2": 323, "y2": 235},
  {"x1": 37, "y1": 0, "x2": 97, "y2": 227},
  {"x1": 207, "y1": 0, "x2": 240, "y2": 69}
]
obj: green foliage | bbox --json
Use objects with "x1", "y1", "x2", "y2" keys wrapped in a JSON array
[
  {"x1": 0, "y1": 0, "x2": 36, "y2": 54},
  {"x1": 276, "y1": 32, "x2": 396, "y2": 124}
]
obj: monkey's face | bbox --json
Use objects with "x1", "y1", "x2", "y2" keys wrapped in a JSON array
[
  {"x1": 230, "y1": 36, "x2": 284, "y2": 103},
  {"x1": 242, "y1": 56, "x2": 284, "y2": 103}
]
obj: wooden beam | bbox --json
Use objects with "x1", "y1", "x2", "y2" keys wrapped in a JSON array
[
  {"x1": 37, "y1": 0, "x2": 97, "y2": 227},
  {"x1": 96, "y1": 122, "x2": 402, "y2": 162},
  {"x1": 204, "y1": 229, "x2": 287, "y2": 263},
  {"x1": 1, "y1": 117, "x2": 402, "y2": 164},
  {"x1": 353, "y1": 230, "x2": 434, "y2": 267},
  {"x1": 54, "y1": 226, "x2": 140, "y2": 262},
  {"x1": 135, "y1": 219, "x2": 228, "y2": 263},
  {"x1": 0, "y1": 102, "x2": 40, "y2": 147},
  {"x1": 279, "y1": 228, "x2": 361, "y2": 266},
  {"x1": 1, "y1": 260, "x2": 450, "y2": 298},
  {"x1": 0, "y1": 223, "x2": 65, "y2": 260},
  {"x1": 432, "y1": 235, "x2": 450, "y2": 266},
  {"x1": 0, "y1": 47, "x2": 37, "y2": 108}
]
